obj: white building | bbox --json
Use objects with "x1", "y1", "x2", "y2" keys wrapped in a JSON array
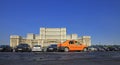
[{"x1": 10, "y1": 27, "x2": 91, "y2": 47}]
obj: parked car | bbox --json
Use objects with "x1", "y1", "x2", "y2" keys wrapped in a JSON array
[
  {"x1": 114, "y1": 45, "x2": 120, "y2": 51},
  {"x1": 32, "y1": 45, "x2": 42, "y2": 52},
  {"x1": 47, "y1": 44, "x2": 58, "y2": 52},
  {"x1": 0, "y1": 45, "x2": 13, "y2": 52},
  {"x1": 108, "y1": 46, "x2": 119, "y2": 51},
  {"x1": 95, "y1": 46, "x2": 106, "y2": 52},
  {"x1": 100, "y1": 46, "x2": 110, "y2": 51},
  {"x1": 15, "y1": 44, "x2": 31, "y2": 52},
  {"x1": 87, "y1": 46, "x2": 97, "y2": 52}
]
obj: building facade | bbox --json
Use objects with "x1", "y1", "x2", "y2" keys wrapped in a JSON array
[{"x1": 10, "y1": 27, "x2": 91, "y2": 48}]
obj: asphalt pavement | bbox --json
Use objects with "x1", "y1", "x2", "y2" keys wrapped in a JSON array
[{"x1": 0, "y1": 51, "x2": 120, "y2": 65}]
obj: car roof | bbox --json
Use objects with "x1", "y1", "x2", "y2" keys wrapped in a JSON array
[
  {"x1": 0, "y1": 45, "x2": 10, "y2": 47},
  {"x1": 0, "y1": 45, "x2": 10, "y2": 46},
  {"x1": 50, "y1": 44, "x2": 57, "y2": 45}
]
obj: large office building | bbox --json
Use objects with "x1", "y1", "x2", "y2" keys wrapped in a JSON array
[{"x1": 10, "y1": 27, "x2": 91, "y2": 48}]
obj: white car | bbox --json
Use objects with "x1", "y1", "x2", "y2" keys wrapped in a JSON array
[
  {"x1": 32, "y1": 45, "x2": 42, "y2": 52},
  {"x1": 87, "y1": 46, "x2": 97, "y2": 52}
]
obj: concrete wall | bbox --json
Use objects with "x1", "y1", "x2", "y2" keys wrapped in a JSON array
[
  {"x1": 35, "y1": 34, "x2": 40, "y2": 39},
  {"x1": 82, "y1": 36, "x2": 91, "y2": 46},
  {"x1": 71, "y1": 34, "x2": 78, "y2": 40},
  {"x1": 27, "y1": 33, "x2": 35, "y2": 39},
  {"x1": 40, "y1": 27, "x2": 66, "y2": 40},
  {"x1": 10, "y1": 35, "x2": 21, "y2": 48}
]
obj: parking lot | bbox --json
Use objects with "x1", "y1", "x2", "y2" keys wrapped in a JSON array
[
  {"x1": 0, "y1": 44, "x2": 120, "y2": 65},
  {"x1": 0, "y1": 51, "x2": 120, "y2": 65}
]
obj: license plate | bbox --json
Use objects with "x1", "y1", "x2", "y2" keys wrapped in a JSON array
[
  {"x1": 49, "y1": 48, "x2": 53, "y2": 50},
  {"x1": 18, "y1": 49, "x2": 22, "y2": 50}
]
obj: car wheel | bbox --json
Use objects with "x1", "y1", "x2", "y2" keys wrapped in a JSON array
[
  {"x1": 83, "y1": 48, "x2": 87, "y2": 52},
  {"x1": 15, "y1": 51, "x2": 18, "y2": 52},
  {"x1": 64, "y1": 47, "x2": 69, "y2": 52}
]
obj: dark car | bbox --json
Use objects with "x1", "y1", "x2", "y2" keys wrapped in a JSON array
[
  {"x1": 114, "y1": 45, "x2": 120, "y2": 51},
  {"x1": 15, "y1": 44, "x2": 31, "y2": 52},
  {"x1": 94, "y1": 46, "x2": 106, "y2": 52},
  {"x1": 108, "y1": 46, "x2": 119, "y2": 51},
  {"x1": 0, "y1": 45, "x2": 13, "y2": 52},
  {"x1": 47, "y1": 44, "x2": 58, "y2": 52},
  {"x1": 102, "y1": 46, "x2": 110, "y2": 51},
  {"x1": 98, "y1": 46, "x2": 110, "y2": 51}
]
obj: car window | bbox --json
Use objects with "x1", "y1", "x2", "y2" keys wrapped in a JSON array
[
  {"x1": 6, "y1": 45, "x2": 10, "y2": 48},
  {"x1": 0, "y1": 45, "x2": 5, "y2": 47},
  {"x1": 69, "y1": 41, "x2": 74, "y2": 44},
  {"x1": 75, "y1": 41, "x2": 81, "y2": 45},
  {"x1": 34, "y1": 45, "x2": 41, "y2": 47},
  {"x1": 50, "y1": 45, "x2": 57, "y2": 47},
  {"x1": 18, "y1": 44, "x2": 29, "y2": 47}
]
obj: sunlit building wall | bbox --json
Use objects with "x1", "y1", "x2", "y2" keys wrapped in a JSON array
[{"x1": 10, "y1": 27, "x2": 91, "y2": 47}]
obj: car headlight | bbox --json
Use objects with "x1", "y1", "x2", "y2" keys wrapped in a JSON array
[{"x1": 0, "y1": 48, "x2": 3, "y2": 50}]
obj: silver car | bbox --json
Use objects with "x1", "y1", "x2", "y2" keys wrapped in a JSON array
[
  {"x1": 32, "y1": 45, "x2": 42, "y2": 52},
  {"x1": 87, "y1": 46, "x2": 97, "y2": 52}
]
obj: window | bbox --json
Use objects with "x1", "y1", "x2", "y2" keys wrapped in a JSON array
[
  {"x1": 75, "y1": 41, "x2": 77, "y2": 43},
  {"x1": 75, "y1": 41, "x2": 80, "y2": 45},
  {"x1": 69, "y1": 41, "x2": 74, "y2": 44}
]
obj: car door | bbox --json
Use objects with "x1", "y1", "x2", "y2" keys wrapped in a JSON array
[
  {"x1": 69, "y1": 41, "x2": 77, "y2": 50},
  {"x1": 74, "y1": 41, "x2": 83, "y2": 50}
]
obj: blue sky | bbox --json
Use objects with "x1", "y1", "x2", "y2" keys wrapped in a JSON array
[{"x1": 0, "y1": 0, "x2": 120, "y2": 45}]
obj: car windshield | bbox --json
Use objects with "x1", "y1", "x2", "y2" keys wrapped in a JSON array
[
  {"x1": 34, "y1": 45, "x2": 41, "y2": 47},
  {"x1": 50, "y1": 45, "x2": 57, "y2": 47},
  {"x1": 18, "y1": 44, "x2": 29, "y2": 47}
]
